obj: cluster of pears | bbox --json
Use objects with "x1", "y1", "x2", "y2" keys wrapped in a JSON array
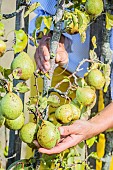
[
  {"x1": 18, "y1": 68, "x2": 106, "y2": 150},
  {"x1": 0, "y1": 92, "x2": 24, "y2": 130},
  {"x1": 19, "y1": 120, "x2": 60, "y2": 149},
  {"x1": 54, "y1": 67, "x2": 105, "y2": 126}
]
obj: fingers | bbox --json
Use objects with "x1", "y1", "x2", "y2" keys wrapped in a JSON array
[
  {"x1": 38, "y1": 134, "x2": 83, "y2": 154},
  {"x1": 59, "y1": 124, "x2": 76, "y2": 136},
  {"x1": 34, "y1": 35, "x2": 68, "y2": 72},
  {"x1": 56, "y1": 43, "x2": 68, "y2": 66},
  {"x1": 33, "y1": 140, "x2": 40, "y2": 149},
  {"x1": 34, "y1": 36, "x2": 50, "y2": 73}
]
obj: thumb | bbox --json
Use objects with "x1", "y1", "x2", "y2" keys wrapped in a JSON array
[
  {"x1": 59, "y1": 124, "x2": 75, "y2": 136},
  {"x1": 56, "y1": 53, "x2": 61, "y2": 63}
]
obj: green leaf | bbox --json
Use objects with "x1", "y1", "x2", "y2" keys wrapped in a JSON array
[
  {"x1": 24, "y1": 2, "x2": 41, "y2": 18},
  {"x1": 0, "y1": 85, "x2": 6, "y2": 93},
  {"x1": 43, "y1": 16, "x2": 52, "y2": 29},
  {"x1": 77, "y1": 77, "x2": 87, "y2": 87},
  {"x1": 106, "y1": 12, "x2": 113, "y2": 30},
  {"x1": 89, "y1": 152, "x2": 100, "y2": 160},
  {"x1": 43, "y1": 27, "x2": 50, "y2": 36},
  {"x1": 35, "y1": 16, "x2": 43, "y2": 30},
  {"x1": 78, "y1": 141, "x2": 85, "y2": 149},
  {"x1": 75, "y1": 163, "x2": 85, "y2": 170},
  {"x1": 76, "y1": 9, "x2": 90, "y2": 42},
  {"x1": 89, "y1": 49, "x2": 97, "y2": 60},
  {"x1": 92, "y1": 36, "x2": 97, "y2": 49},
  {"x1": 38, "y1": 96, "x2": 48, "y2": 112},
  {"x1": 86, "y1": 136, "x2": 97, "y2": 148},
  {"x1": 0, "y1": 65, "x2": 4, "y2": 73},
  {"x1": 4, "y1": 146, "x2": 9, "y2": 157},
  {"x1": 28, "y1": 104, "x2": 36, "y2": 113},
  {"x1": 13, "y1": 29, "x2": 28, "y2": 54},
  {"x1": 13, "y1": 82, "x2": 30, "y2": 93},
  {"x1": 0, "y1": 22, "x2": 5, "y2": 36},
  {"x1": 7, "y1": 158, "x2": 34, "y2": 170},
  {"x1": 3, "y1": 68, "x2": 12, "y2": 79},
  {"x1": 102, "y1": 64, "x2": 111, "y2": 92},
  {"x1": 48, "y1": 95, "x2": 60, "y2": 107},
  {"x1": 67, "y1": 156, "x2": 74, "y2": 166},
  {"x1": 0, "y1": 66, "x2": 12, "y2": 79},
  {"x1": 0, "y1": 14, "x2": 2, "y2": 20},
  {"x1": 72, "y1": 13, "x2": 78, "y2": 26}
]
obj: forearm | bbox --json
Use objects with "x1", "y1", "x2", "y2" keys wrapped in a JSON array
[{"x1": 89, "y1": 102, "x2": 113, "y2": 136}]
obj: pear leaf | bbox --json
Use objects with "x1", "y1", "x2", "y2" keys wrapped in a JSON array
[
  {"x1": 92, "y1": 36, "x2": 97, "y2": 49},
  {"x1": 28, "y1": 104, "x2": 36, "y2": 113},
  {"x1": 24, "y1": 2, "x2": 41, "y2": 18},
  {"x1": 89, "y1": 152, "x2": 100, "y2": 160},
  {"x1": 86, "y1": 136, "x2": 97, "y2": 148},
  {"x1": 0, "y1": 66, "x2": 12, "y2": 79},
  {"x1": 38, "y1": 96, "x2": 48, "y2": 112},
  {"x1": 106, "y1": 12, "x2": 113, "y2": 30},
  {"x1": 63, "y1": 76, "x2": 70, "y2": 83},
  {"x1": 102, "y1": 64, "x2": 111, "y2": 92},
  {"x1": 47, "y1": 95, "x2": 60, "y2": 107},
  {"x1": 0, "y1": 22, "x2": 5, "y2": 36},
  {"x1": 89, "y1": 49, "x2": 97, "y2": 60},
  {"x1": 3, "y1": 68, "x2": 12, "y2": 79},
  {"x1": 13, "y1": 29, "x2": 28, "y2": 54},
  {"x1": 43, "y1": 16, "x2": 52, "y2": 29},
  {"x1": 76, "y1": 9, "x2": 90, "y2": 42},
  {"x1": 35, "y1": 16, "x2": 43, "y2": 30},
  {"x1": 13, "y1": 82, "x2": 30, "y2": 93}
]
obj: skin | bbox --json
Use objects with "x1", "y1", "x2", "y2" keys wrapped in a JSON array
[
  {"x1": 34, "y1": 34, "x2": 113, "y2": 154},
  {"x1": 34, "y1": 34, "x2": 68, "y2": 73}
]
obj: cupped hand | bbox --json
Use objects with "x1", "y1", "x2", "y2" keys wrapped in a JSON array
[
  {"x1": 33, "y1": 120, "x2": 97, "y2": 155},
  {"x1": 34, "y1": 35, "x2": 68, "y2": 73}
]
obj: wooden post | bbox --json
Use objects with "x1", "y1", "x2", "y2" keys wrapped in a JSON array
[{"x1": 6, "y1": 0, "x2": 29, "y2": 167}]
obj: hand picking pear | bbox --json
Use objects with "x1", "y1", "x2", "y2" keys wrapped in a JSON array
[{"x1": 37, "y1": 120, "x2": 60, "y2": 149}]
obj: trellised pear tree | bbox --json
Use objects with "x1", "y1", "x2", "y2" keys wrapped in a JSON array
[{"x1": 0, "y1": 0, "x2": 113, "y2": 169}]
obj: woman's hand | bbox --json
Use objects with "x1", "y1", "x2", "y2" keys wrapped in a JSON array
[{"x1": 33, "y1": 120, "x2": 97, "y2": 155}]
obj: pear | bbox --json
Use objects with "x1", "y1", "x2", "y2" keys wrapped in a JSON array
[
  {"x1": 5, "y1": 112, "x2": 24, "y2": 130},
  {"x1": 76, "y1": 86, "x2": 96, "y2": 106},
  {"x1": 0, "y1": 39, "x2": 6, "y2": 57},
  {"x1": 70, "y1": 104, "x2": 81, "y2": 120},
  {"x1": 1, "y1": 92, "x2": 23, "y2": 120},
  {"x1": 19, "y1": 122, "x2": 38, "y2": 144},
  {"x1": 55, "y1": 104, "x2": 73, "y2": 124},
  {"x1": 0, "y1": 102, "x2": 5, "y2": 127},
  {"x1": 11, "y1": 51, "x2": 34, "y2": 80},
  {"x1": 37, "y1": 120, "x2": 60, "y2": 149},
  {"x1": 85, "y1": 0, "x2": 103, "y2": 16},
  {"x1": 86, "y1": 69, "x2": 105, "y2": 90}
]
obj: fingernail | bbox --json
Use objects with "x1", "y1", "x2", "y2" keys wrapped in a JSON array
[
  {"x1": 45, "y1": 56, "x2": 49, "y2": 61},
  {"x1": 59, "y1": 127, "x2": 64, "y2": 135}
]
